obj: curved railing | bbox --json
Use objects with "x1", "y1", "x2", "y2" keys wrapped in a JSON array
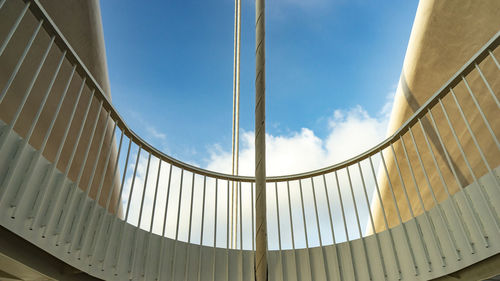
[{"x1": 0, "y1": 1, "x2": 499, "y2": 280}]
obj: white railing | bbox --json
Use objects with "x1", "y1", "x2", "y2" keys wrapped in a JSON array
[{"x1": 0, "y1": 1, "x2": 499, "y2": 280}]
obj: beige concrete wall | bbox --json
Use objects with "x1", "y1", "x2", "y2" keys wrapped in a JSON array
[
  {"x1": 372, "y1": 0, "x2": 500, "y2": 231},
  {"x1": 0, "y1": 0, "x2": 121, "y2": 213}
]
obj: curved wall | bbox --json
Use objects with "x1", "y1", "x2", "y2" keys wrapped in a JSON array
[
  {"x1": 372, "y1": 0, "x2": 500, "y2": 231},
  {"x1": 0, "y1": 0, "x2": 121, "y2": 213}
]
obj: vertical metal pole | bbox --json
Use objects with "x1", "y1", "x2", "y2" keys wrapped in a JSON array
[
  {"x1": 255, "y1": 0, "x2": 267, "y2": 278},
  {"x1": 231, "y1": 0, "x2": 242, "y2": 250}
]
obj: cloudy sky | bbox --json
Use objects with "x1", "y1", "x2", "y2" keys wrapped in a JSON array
[{"x1": 100, "y1": 0, "x2": 419, "y2": 175}]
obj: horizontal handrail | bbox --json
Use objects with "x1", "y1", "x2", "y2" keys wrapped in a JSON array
[{"x1": 24, "y1": 0, "x2": 500, "y2": 183}]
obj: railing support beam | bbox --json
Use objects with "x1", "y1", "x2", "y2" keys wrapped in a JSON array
[{"x1": 255, "y1": 0, "x2": 267, "y2": 278}]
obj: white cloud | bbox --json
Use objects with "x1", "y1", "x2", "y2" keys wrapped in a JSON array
[
  {"x1": 146, "y1": 126, "x2": 167, "y2": 141},
  {"x1": 206, "y1": 94, "x2": 393, "y2": 177}
]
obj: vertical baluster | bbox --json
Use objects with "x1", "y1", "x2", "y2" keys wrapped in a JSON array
[
  {"x1": 399, "y1": 135, "x2": 445, "y2": 268},
  {"x1": 418, "y1": 118, "x2": 478, "y2": 252},
  {"x1": 322, "y1": 174, "x2": 343, "y2": 280},
  {"x1": 56, "y1": 99, "x2": 105, "y2": 248},
  {"x1": 129, "y1": 153, "x2": 152, "y2": 278},
  {"x1": 298, "y1": 179, "x2": 314, "y2": 280},
  {"x1": 357, "y1": 163, "x2": 388, "y2": 278},
  {"x1": 428, "y1": 107, "x2": 489, "y2": 249},
  {"x1": 213, "y1": 179, "x2": 219, "y2": 281},
  {"x1": 251, "y1": 182, "x2": 255, "y2": 251},
  {"x1": 143, "y1": 158, "x2": 162, "y2": 280},
  {"x1": 310, "y1": 176, "x2": 332, "y2": 281},
  {"x1": 368, "y1": 157, "x2": 402, "y2": 279},
  {"x1": 239, "y1": 181, "x2": 243, "y2": 281},
  {"x1": 0, "y1": 0, "x2": 7, "y2": 11},
  {"x1": 8, "y1": 63, "x2": 75, "y2": 216},
  {"x1": 334, "y1": 170, "x2": 357, "y2": 280},
  {"x1": 82, "y1": 129, "x2": 123, "y2": 264},
  {"x1": 286, "y1": 180, "x2": 299, "y2": 279},
  {"x1": 461, "y1": 76, "x2": 500, "y2": 149},
  {"x1": 389, "y1": 142, "x2": 432, "y2": 271},
  {"x1": 41, "y1": 92, "x2": 95, "y2": 238},
  {"x1": 274, "y1": 182, "x2": 284, "y2": 281},
  {"x1": 450, "y1": 88, "x2": 500, "y2": 188},
  {"x1": 0, "y1": 44, "x2": 64, "y2": 210},
  {"x1": 157, "y1": 164, "x2": 173, "y2": 281},
  {"x1": 439, "y1": 98, "x2": 500, "y2": 232},
  {"x1": 0, "y1": 1, "x2": 31, "y2": 57},
  {"x1": 2, "y1": 47, "x2": 66, "y2": 211},
  {"x1": 69, "y1": 110, "x2": 113, "y2": 253},
  {"x1": 251, "y1": 182, "x2": 255, "y2": 280},
  {"x1": 0, "y1": 21, "x2": 47, "y2": 151},
  {"x1": 489, "y1": 50, "x2": 500, "y2": 70},
  {"x1": 224, "y1": 180, "x2": 230, "y2": 281},
  {"x1": 92, "y1": 138, "x2": 132, "y2": 270},
  {"x1": 380, "y1": 150, "x2": 419, "y2": 275},
  {"x1": 346, "y1": 167, "x2": 373, "y2": 279},
  {"x1": 196, "y1": 176, "x2": 207, "y2": 281},
  {"x1": 408, "y1": 126, "x2": 461, "y2": 261},
  {"x1": 112, "y1": 145, "x2": 142, "y2": 274},
  {"x1": 98, "y1": 137, "x2": 132, "y2": 270},
  {"x1": 170, "y1": 168, "x2": 185, "y2": 281},
  {"x1": 184, "y1": 173, "x2": 196, "y2": 281},
  {"x1": 474, "y1": 63, "x2": 500, "y2": 108},
  {"x1": 29, "y1": 78, "x2": 87, "y2": 233}
]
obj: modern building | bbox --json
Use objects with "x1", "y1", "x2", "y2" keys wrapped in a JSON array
[{"x1": 0, "y1": 0, "x2": 499, "y2": 280}]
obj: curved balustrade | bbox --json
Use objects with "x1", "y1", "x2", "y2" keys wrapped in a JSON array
[{"x1": 0, "y1": 1, "x2": 499, "y2": 280}]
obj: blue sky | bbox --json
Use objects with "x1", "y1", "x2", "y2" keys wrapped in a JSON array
[{"x1": 100, "y1": 0, "x2": 419, "y2": 171}]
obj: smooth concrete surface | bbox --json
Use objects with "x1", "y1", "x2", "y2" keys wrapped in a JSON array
[
  {"x1": 0, "y1": 226, "x2": 100, "y2": 281},
  {"x1": 431, "y1": 254, "x2": 500, "y2": 281},
  {"x1": 372, "y1": 0, "x2": 500, "y2": 232}
]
